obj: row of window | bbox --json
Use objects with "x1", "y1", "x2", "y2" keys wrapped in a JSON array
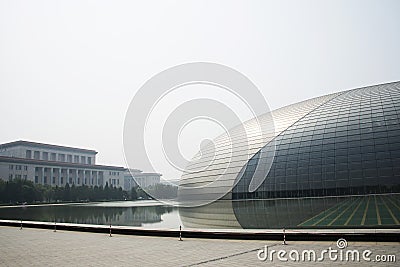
[
  {"x1": 26, "y1": 150, "x2": 93, "y2": 164},
  {"x1": 9, "y1": 165, "x2": 28, "y2": 171},
  {"x1": 34, "y1": 167, "x2": 107, "y2": 176},
  {"x1": 8, "y1": 174, "x2": 27, "y2": 180},
  {"x1": 34, "y1": 176, "x2": 105, "y2": 186}
]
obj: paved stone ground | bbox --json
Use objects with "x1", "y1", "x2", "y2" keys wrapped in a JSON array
[{"x1": 0, "y1": 226, "x2": 398, "y2": 266}]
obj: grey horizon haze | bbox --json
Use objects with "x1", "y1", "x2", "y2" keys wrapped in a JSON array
[{"x1": 1, "y1": 0, "x2": 399, "y2": 180}]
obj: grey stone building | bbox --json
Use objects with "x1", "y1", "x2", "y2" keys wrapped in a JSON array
[
  {"x1": 124, "y1": 169, "x2": 161, "y2": 191},
  {"x1": 0, "y1": 140, "x2": 126, "y2": 188}
]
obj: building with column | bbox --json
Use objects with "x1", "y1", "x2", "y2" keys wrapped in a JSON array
[
  {"x1": 0, "y1": 140, "x2": 125, "y2": 188},
  {"x1": 124, "y1": 169, "x2": 162, "y2": 191}
]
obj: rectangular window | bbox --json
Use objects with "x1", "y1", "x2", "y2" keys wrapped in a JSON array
[
  {"x1": 61, "y1": 177, "x2": 64, "y2": 184},
  {"x1": 74, "y1": 155, "x2": 79, "y2": 163},
  {"x1": 26, "y1": 150, "x2": 32, "y2": 158},
  {"x1": 9, "y1": 165, "x2": 13, "y2": 170},
  {"x1": 42, "y1": 152, "x2": 48, "y2": 160},
  {"x1": 67, "y1": 154, "x2": 72, "y2": 163},
  {"x1": 58, "y1": 154, "x2": 65, "y2": 161},
  {"x1": 9, "y1": 174, "x2": 12, "y2": 180},
  {"x1": 23, "y1": 175, "x2": 27, "y2": 180},
  {"x1": 44, "y1": 176, "x2": 47, "y2": 183},
  {"x1": 52, "y1": 177, "x2": 55, "y2": 184},
  {"x1": 81, "y1": 156, "x2": 86, "y2": 164},
  {"x1": 87, "y1": 157, "x2": 92, "y2": 165},
  {"x1": 35, "y1": 176, "x2": 39, "y2": 183},
  {"x1": 24, "y1": 166, "x2": 28, "y2": 171},
  {"x1": 51, "y1": 153, "x2": 56, "y2": 161},
  {"x1": 34, "y1": 151, "x2": 40, "y2": 159},
  {"x1": 16, "y1": 165, "x2": 22, "y2": 170}
]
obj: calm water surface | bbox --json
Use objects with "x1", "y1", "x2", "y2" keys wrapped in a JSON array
[{"x1": 0, "y1": 200, "x2": 182, "y2": 229}]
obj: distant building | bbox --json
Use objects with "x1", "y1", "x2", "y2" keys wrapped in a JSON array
[
  {"x1": 124, "y1": 169, "x2": 161, "y2": 190},
  {"x1": 0, "y1": 140, "x2": 125, "y2": 188}
]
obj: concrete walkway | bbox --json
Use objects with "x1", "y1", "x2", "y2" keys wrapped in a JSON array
[{"x1": 0, "y1": 226, "x2": 398, "y2": 266}]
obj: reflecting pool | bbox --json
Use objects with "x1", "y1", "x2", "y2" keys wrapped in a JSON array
[{"x1": 0, "y1": 200, "x2": 182, "y2": 229}]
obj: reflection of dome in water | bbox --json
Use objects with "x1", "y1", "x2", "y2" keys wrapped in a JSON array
[{"x1": 179, "y1": 82, "x2": 400, "y2": 229}]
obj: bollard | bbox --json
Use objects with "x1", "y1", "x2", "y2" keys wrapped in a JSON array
[
  {"x1": 109, "y1": 223, "x2": 112, "y2": 237},
  {"x1": 282, "y1": 227, "x2": 287, "y2": 245},
  {"x1": 20, "y1": 219, "x2": 22, "y2": 230},
  {"x1": 179, "y1": 225, "x2": 182, "y2": 241}
]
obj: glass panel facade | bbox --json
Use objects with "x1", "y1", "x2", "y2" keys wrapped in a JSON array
[{"x1": 231, "y1": 82, "x2": 400, "y2": 228}]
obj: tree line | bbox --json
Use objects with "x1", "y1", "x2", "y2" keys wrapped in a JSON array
[
  {"x1": 0, "y1": 179, "x2": 178, "y2": 204},
  {"x1": 0, "y1": 179, "x2": 135, "y2": 204}
]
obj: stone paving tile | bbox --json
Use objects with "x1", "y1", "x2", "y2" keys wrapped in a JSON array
[{"x1": 0, "y1": 226, "x2": 399, "y2": 266}]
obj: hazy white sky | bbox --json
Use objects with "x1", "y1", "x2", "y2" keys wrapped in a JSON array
[{"x1": 1, "y1": 0, "x2": 399, "y2": 178}]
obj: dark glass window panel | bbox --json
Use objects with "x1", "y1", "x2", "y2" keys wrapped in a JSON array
[
  {"x1": 286, "y1": 169, "x2": 297, "y2": 176},
  {"x1": 323, "y1": 156, "x2": 335, "y2": 164},
  {"x1": 323, "y1": 138, "x2": 335, "y2": 145},
  {"x1": 336, "y1": 142, "x2": 348, "y2": 149},
  {"x1": 335, "y1": 163, "x2": 348, "y2": 171},
  {"x1": 325, "y1": 180, "x2": 336, "y2": 189},
  {"x1": 323, "y1": 132, "x2": 335, "y2": 138},
  {"x1": 335, "y1": 149, "x2": 348, "y2": 156},
  {"x1": 286, "y1": 161, "x2": 297, "y2": 168},
  {"x1": 347, "y1": 134, "x2": 361, "y2": 141},
  {"x1": 309, "y1": 166, "x2": 322, "y2": 173},
  {"x1": 310, "y1": 173, "x2": 321, "y2": 181},
  {"x1": 376, "y1": 152, "x2": 391, "y2": 160},
  {"x1": 311, "y1": 139, "x2": 323, "y2": 146},
  {"x1": 377, "y1": 159, "x2": 393, "y2": 168},
  {"x1": 392, "y1": 158, "x2": 400, "y2": 167},
  {"x1": 362, "y1": 153, "x2": 375, "y2": 161},
  {"x1": 348, "y1": 161, "x2": 362, "y2": 169},
  {"x1": 288, "y1": 148, "x2": 299, "y2": 154},
  {"x1": 350, "y1": 178, "x2": 364, "y2": 186},
  {"x1": 289, "y1": 141, "x2": 301, "y2": 148},
  {"x1": 301, "y1": 135, "x2": 312, "y2": 142},
  {"x1": 388, "y1": 136, "x2": 400, "y2": 144},
  {"x1": 378, "y1": 167, "x2": 393, "y2": 177},
  {"x1": 336, "y1": 179, "x2": 349, "y2": 187},
  {"x1": 363, "y1": 168, "x2": 377, "y2": 177},
  {"x1": 347, "y1": 140, "x2": 361, "y2": 148},
  {"x1": 298, "y1": 168, "x2": 308, "y2": 175},
  {"x1": 374, "y1": 138, "x2": 389, "y2": 145},
  {"x1": 349, "y1": 170, "x2": 363, "y2": 178},
  {"x1": 362, "y1": 160, "x2": 377, "y2": 168},
  {"x1": 322, "y1": 164, "x2": 335, "y2": 172},
  {"x1": 309, "y1": 152, "x2": 322, "y2": 160},
  {"x1": 361, "y1": 145, "x2": 375, "y2": 153},
  {"x1": 360, "y1": 133, "x2": 374, "y2": 140},
  {"x1": 374, "y1": 131, "x2": 388, "y2": 138},
  {"x1": 348, "y1": 147, "x2": 361, "y2": 155},
  {"x1": 335, "y1": 156, "x2": 348, "y2": 164},
  {"x1": 310, "y1": 145, "x2": 323, "y2": 152}
]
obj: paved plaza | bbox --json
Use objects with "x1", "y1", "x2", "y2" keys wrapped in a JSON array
[{"x1": 0, "y1": 226, "x2": 398, "y2": 266}]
